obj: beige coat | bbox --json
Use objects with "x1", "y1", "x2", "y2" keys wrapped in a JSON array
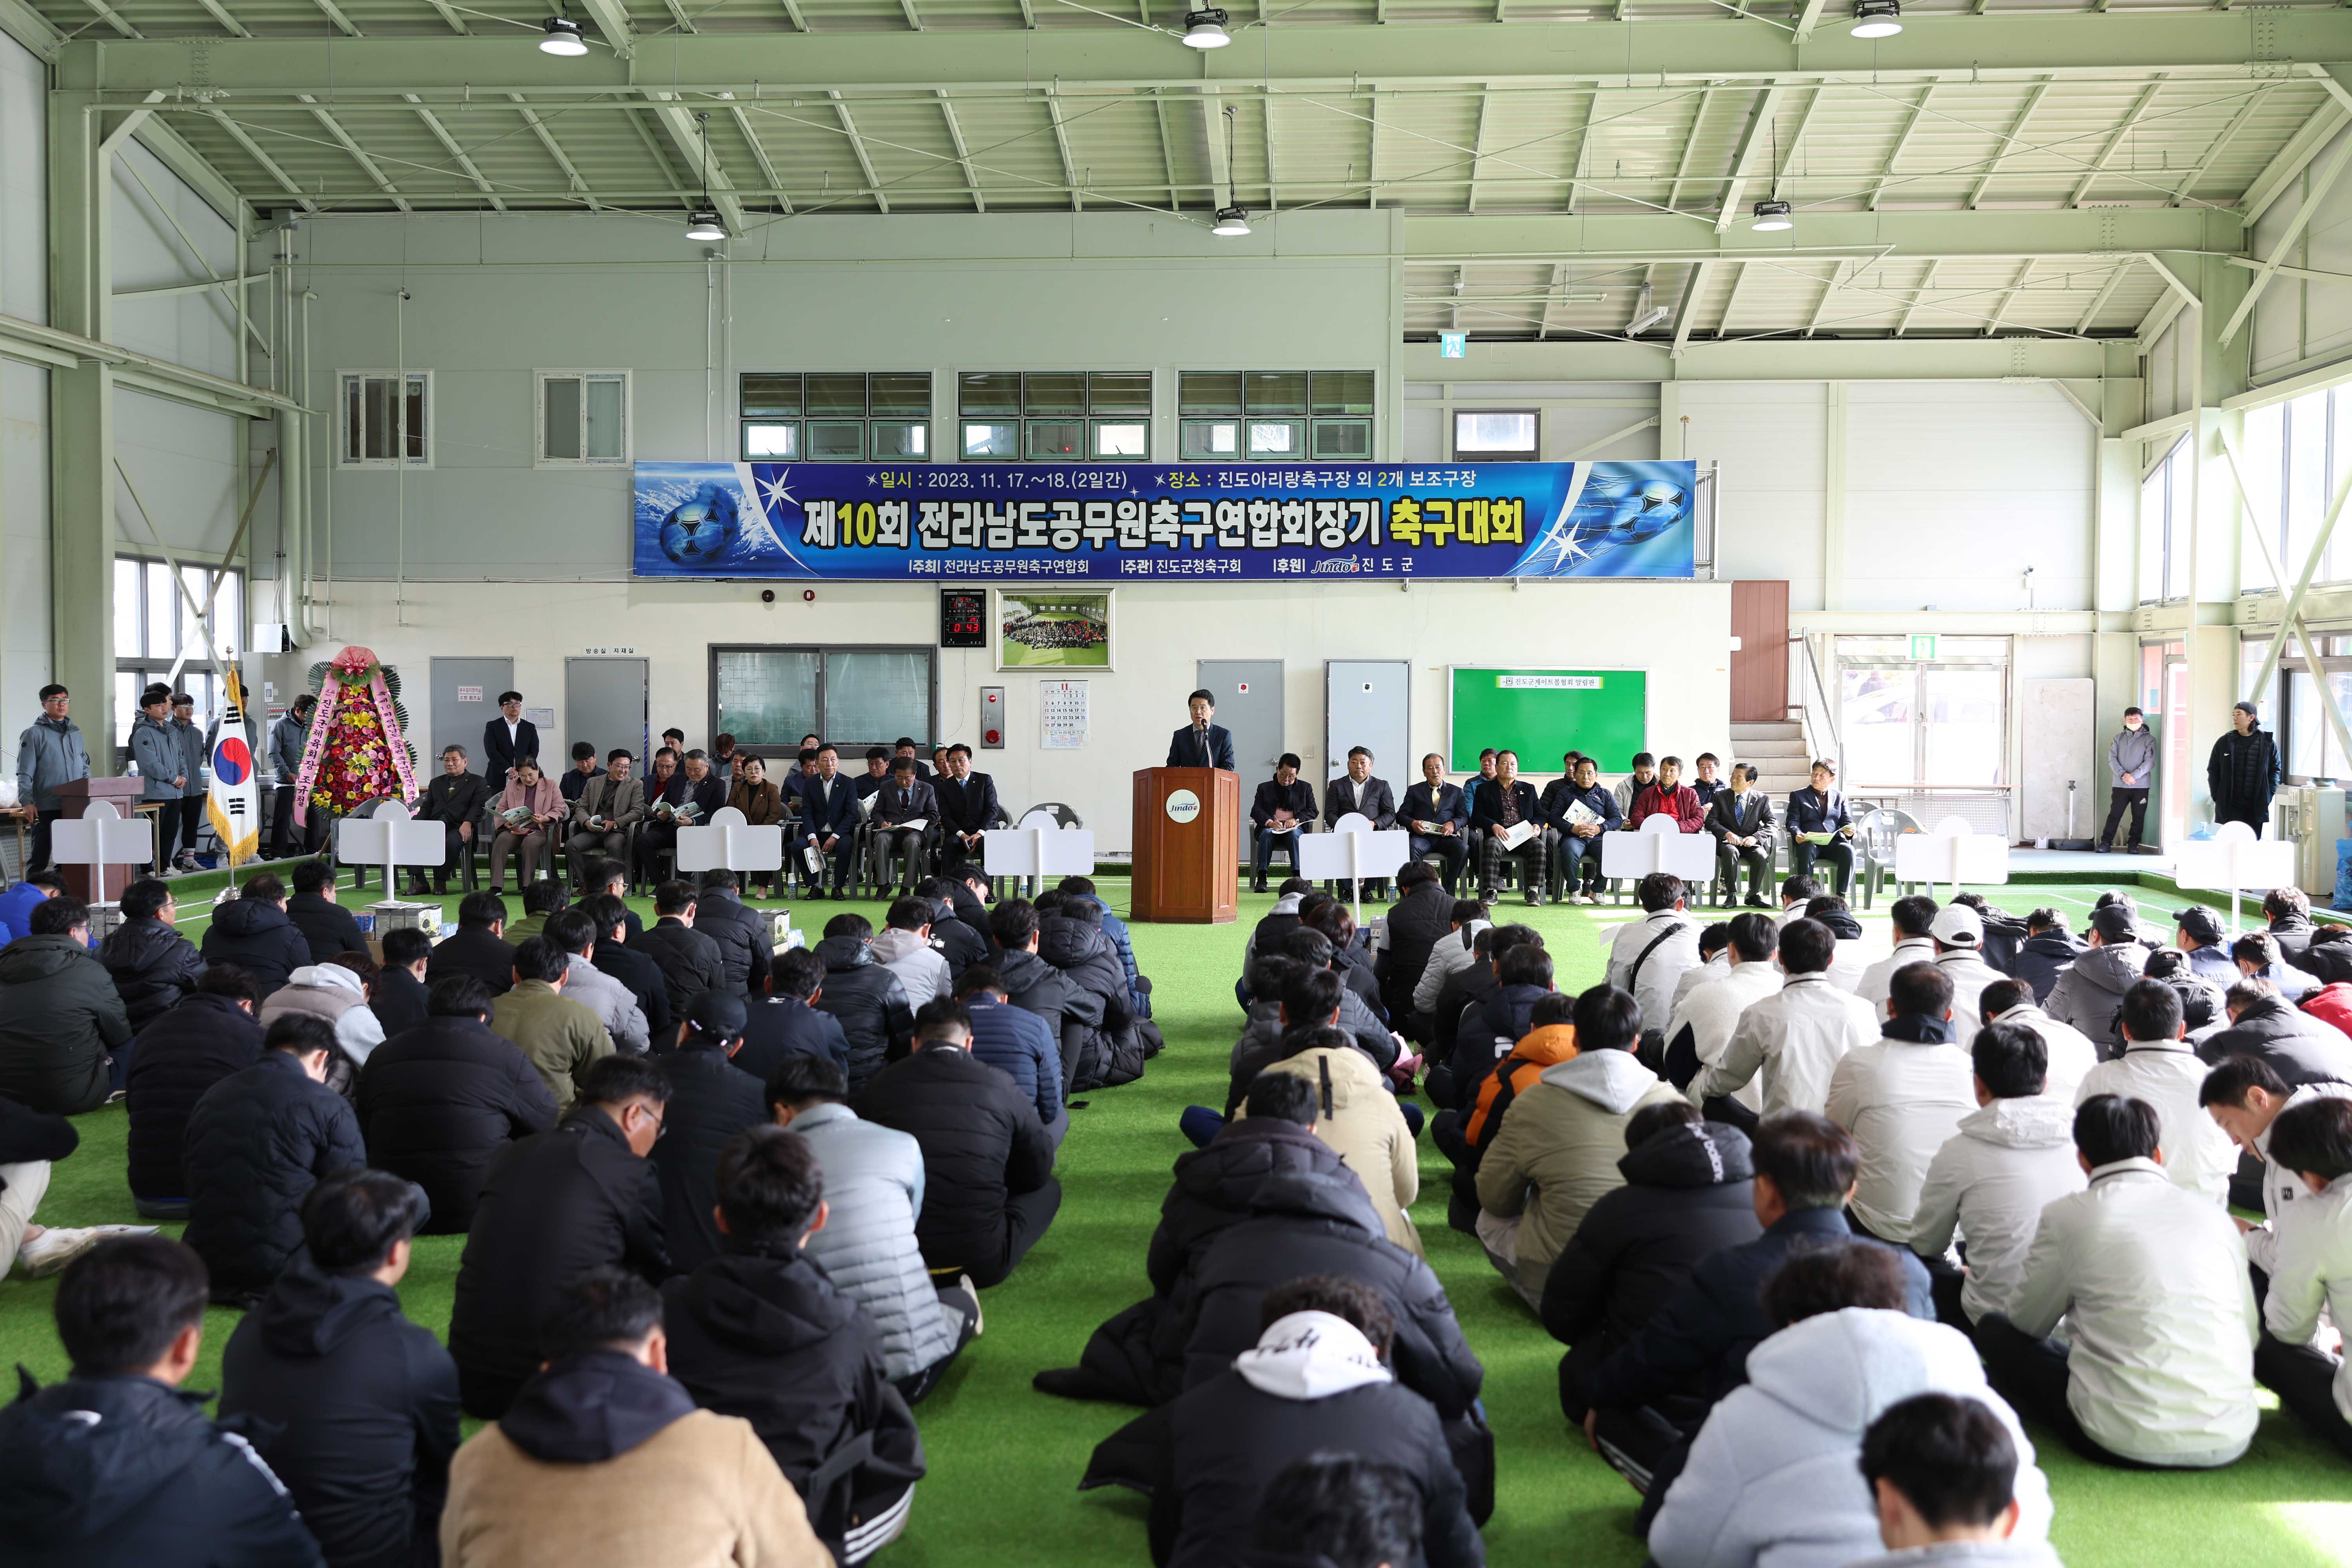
[
  {"x1": 440, "y1": 1407, "x2": 829, "y2": 1568},
  {"x1": 1475, "y1": 1048, "x2": 1682, "y2": 1285},
  {"x1": 1246, "y1": 1041, "x2": 1422, "y2": 1255},
  {"x1": 490, "y1": 979, "x2": 611, "y2": 1111}
]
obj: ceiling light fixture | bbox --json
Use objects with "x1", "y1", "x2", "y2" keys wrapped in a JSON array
[
  {"x1": 1849, "y1": 0, "x2": 1900, "y2": 37},
  {"x1": 538, "y1": 13, "x2": 587, "y2": 54},
  {"x1": 1750, "y1": 198, "x2": 1793, "y2": 232},
  {"x1": 1212, "y1": 206, "x2": 1251, "y2": 237},
  {"x1": 1626, "y1": 283, "x2": 1670, "y2": 335},
  {"x1": 684, "y1": 113, "x2": 728, "y2": 242},
  {"x1": 1181, "y1": 7, "x2": 1231, "y2": 47}
]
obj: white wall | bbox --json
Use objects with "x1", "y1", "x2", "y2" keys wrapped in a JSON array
[
  {"x1": 2250, "y1": 120, "x2": 2352, "y2": 383},
  {"x1": 0, "y1": 25, "x2": 44, "y2": 779}
]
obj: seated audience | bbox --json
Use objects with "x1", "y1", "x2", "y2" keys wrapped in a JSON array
[
  {"x1": 0, "y1": 895, "x2": 131, "y2": 1114},
  {"x1": 867, "y1": 756, "x2": 939, "y2": 895},
  {"x1": 1257, "y1": 1022, "x2": 1421, "y2": 1256},
  {"x1": 1542, "y1": 1103, "x2": 1759, "y2": 1425},
  {"x1": 1828, "y1": 963, "x2": 1977, "y2": 1246},
  {"x1": 1851, "y1": 1394, "x2": 2062, "y2": 1568},
  {"x1": 1248, "y1": 1454, "x2": 1427, "y2": 1568},
  {"x1": 723, "y1": 754, "x2": 786, "y2": 897},
  {"x1": 198, "y1": 874, "x2": 312, "y2": 998},
  {"x1": 2043, "y1": 904, "x2": 2152, "y2": 1056},
  {"x1": 2197, "y1": 976, "x2": 2352, "y2": 1083},
  {"x1": 1402, "y1": 751, "x2": 1472, "y2": 896},
  {"x1": 1445, "y1": 940, "x2": 1556, "y2": 1116},
  {"x1": 448, "y1": 1055, "x2": 673, "y2": 1419},
  {"x1": 0, "y1": 1236, "x2": 320, "y2": 1565},
  {"x1": 812, "y1": 911, "x2": 918, "y2": 1093},
  {"x1": 692, "y1": 869, "x2": 773, "y2": 997},
  {"x1": 490, "y1": 937, "x2": 611, "y2": 1112},
  {"x1": 1648, "y1": 1247, "x2": 2051, "y2": 1568},
  {"x1": 1909, "y1": 1021, "x2": 2087, "y2": 1329},
  {"x1": 1694, "y1": 917, "x2": 1878, "y2": 1118},
  {"x1": 1377, "y1": 861, "x2": 1455, "y2": 1024},
  {"x1": 918, "y1": 875, "x2": 990, "y2": 978},
  {"x1": 874, "y1": 895, "x2": 952, "y2": 1005},
  {"x1": 1975, "y1": 979, "x2": 2096, "y2": 1102},
  {"x1": 1469, "y1": 750, "x2": 1545, "y2": 907},
  {"x1": 542, "y1": 908, "x2": 648, "y2": 1055},
  {"x1": 1660, "y1": 913, "x2": 1782, "y2": 1122},
  {"x1": 1436, "y1": 990, "x2": 1579, "y2": 1227},
  {"x1": 791, "y1": 745, "x2": 862, "y2": 898},
  {"x1": 183, "y1": 1014, "x2": 367, "y2": 1306},
  {"x1": 769, "y1": 1055, "x2": 978, "y2": 1404},
  {"x1": 1040, "y1": 892, "x2": 1152, "y2": 1090},
  {"x1": 2011, "y1": 909, "x2": 2084, "y2": 1005},
  {"x1": 662, "y1": 1126, "x2": 926, "y2": 1563},
  {"x1": 372, "y1": 927, "x2": 434, "y2": 1038},
  {"x1": 1154, "y1": 1275, "x2": 1483, "y2": 1568},
  {"x1": 635, "y1": 879, "x2": 726, "y2": 1020},
  {"x1": 958, "y1": 965, "x2": 1066, "y2": 1150},
  {"x1": 2198, "y1": 1054, "x2": 2352, "y2": 1275},
  {"x1": 258, "y1": 958, "x2": 385, "y2": 1072},
  {"x1": 1858, "y1": 895, "x2": 1940, "y2": 1013},
  {"x1": 582, "y1": 892, "x2": 666, "y2": 1038},
  {"x1": 485, "y1": 756, "x2": 564, "y2": 891},
  {"x1": 220, "y1": 1169, "x2": 460, "y2": 1568},
  {"x1": 2173, "y1": 905, "x2": 2239, "y2": 985},
  {"x1": 991, "y1": 899, "x2": 1105, "y2": 1095},
  {"x1": 1627, "y1": 754, "x2": 1705, "y2": 833},
  {"x1": 98, "y1": 876, "x2": 205, "y2": 1030},
  {"x1": 857, "y1": 1000, "x2": 1059, "y2": 1288},
  {"x1": 1929, "y1": 905, "x2": 2004, "y2": 1033},
  {"x1": 412, "y1": 744, "x2": 491, "y2": 897},
  {"x1": 1671, "y1": 922, "x2": 1732, "y2": 1013},
  {"x1": 1476, "y1": 985, "x2": 1680, "y2": 1303},
  {"x1": 502, "y1": 880, "x2": 566, "y2": 947},
  {"x1": 560, "y1": 740, "x2": 602, "y2": 804},
  {"x1": 358, "y1": 976, "x2": 559, "y2": 1234},
  {"x1": 1606, "y1": 875, "x2": 1700, "y2": 1052},
  {"x1": 1412, "y1": 900, "x2": 1492, "y2": 1042},
  {"x1": 652, "y1": 993, "x2": 767, "y2": 1274},
  {"x1": 1805, "y1": 894, "x2": 1869, "y2": 993},
  {"x1": 2074, "y1": 979, "x2": 2236, "y2": 1204},
  {"x1": 932, "y1": 745, "x2": 999, "y2": 878},
  {"x1": 2258, "y1": 1094, "x2": 2352, "y2": 1459},
  {"x1": 439, "y1": 1268, "x2": 828, "y2": 1568},
  {"x1": 1250, "y1": 753, "x2": 1318, "y2": 893},
  {"x1": 428, "y1": 891, "x2": 519, "y2": 998},
  {"x1": 565, "y1": 749, "x2": 644, "y2": 888},
  {"x1": 288, "y1": 858, "x2": 367, "y2": 963},
  {"x1": 577, "y1": 860, "x2": 644, "y2": 943},
  {"x1": 2265, "y1": 884, "x2": 2321, "y2": 961},
  {"x1": 1784, "y1": 760, "x2": 1858, "y2": 896},
  {"x1": 2234, "y1": 930, "x2": 2322, "y2": 1002},
  {"x1": 1430, "y1": 925, "x2": 1537, "y2": 1084},
  {"x1": 0, "y1": 1090, "x2": 85, "y2": 1278},
  {"x1": 1705, "y1": 763, "x2": 1776, "y2": 909},
  {"x1": 740, "y1": 948, "x2": 851, "y2": 1083},
  {"x1": 1976, "y1": 1094, "x2": 2259, "y2": 1469},
  {"x1": 124, "y1": 965, "x2": 264, "y2": 1220},
  {"x1": 1612, "y1": 752, "x2": 1655, "y2": 818}
]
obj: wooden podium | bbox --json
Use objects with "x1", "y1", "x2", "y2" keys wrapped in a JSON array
[
  {"x1": 1132, "y1": 767, "x2": 1239, "y2": 924},
  {"x1": 52, "y1": 777, "x2": 147, "y2": 902}
]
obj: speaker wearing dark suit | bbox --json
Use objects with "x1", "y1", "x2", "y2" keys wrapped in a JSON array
[{"x1": 1167, "y1": 722, "x2": 1236, "y2": 771}]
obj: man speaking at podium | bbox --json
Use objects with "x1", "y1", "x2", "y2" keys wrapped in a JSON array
[{"x1": 1167, "y1": 689, "x2": 1236, "y2": 771}]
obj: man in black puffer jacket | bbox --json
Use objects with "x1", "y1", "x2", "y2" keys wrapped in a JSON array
[
  {"x1": 1035, "y1": 893, "x2": 1146, "y2": 1091},
  {"x1": 1539, "y1": 1103, "x2": 1760, "y2": 1425},
  {"x1": 946, "y1": 865, "x2": 995, "y2": 956},
  {"x1": 810, "y1": 914, "x2": 916, "y2": 1093},
  {"x1": 991, "y1": 900, "x2": 1102, "y2": 1096},
  {"x1": 97, "y1": 877, "x2": 207, "y2": 1031},
  {"x1": 857, "y1": 1000, "x2": 1057, "y2": 1288},
  {"x1": 356, "y1": 976, "x2": 560, "y2": 1233},
  {"x1": 662, "y1": 1125, "x2": 927, "y2": 1564},
  {"x1": 692, "y1": 870, "x2": 774, "y2": 996},
  {"x1": 918, "y1": 876, "x2": 989, "y2": 978},
  {"x1": 633, "y1": 880, "x2": 725, "y2": 1022},
  {"x1": 182, "y1": 1014, "x2": 367, "y2": 1304},
  {"x1": 652, "y1": 993, "x2": 768, "y2": 1273},
  {"x1": 1447, "y1": 943, "x2": 1553, "y2": 1112},
  {"x1": 2009, "y1": 909, "x2": 2085, "y2": 1005},
  {"x1": 198, "y1": 875, "x2": 311, "y2": 998},
  {"x1": 286, "y1": 858, "x2": 366, "y2": 965},
  {"x1": 2194, "y1": 981, "x2": 2352, "y2": 1084},
  {"x1": 1377, "y1": 863, "x2": 1454, "y2": 1034},
  {"x1": 124, "y1": 967, "x2": 265, "y2": 1219}
]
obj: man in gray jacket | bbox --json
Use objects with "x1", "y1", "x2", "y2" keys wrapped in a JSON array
[
  {"x1": 15, "y1": 683, "x2": 90, "y2": 875},
  {"x1": 169, "y1": 693, "x2": 208, "y2": 872},
  {"x1": 128, "y1": 688, "x2": 185, "y2": 875},
  {"x1": 267, "y1": 693, "x2": 319, "y2": 859},
  {"x1": 2097, "y1": 706, "x2": 2156, "y2": 855}
]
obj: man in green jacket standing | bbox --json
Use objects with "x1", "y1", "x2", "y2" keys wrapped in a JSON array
[
  {"x1": 14, "y1": 684, "x2": 90, "y2": 877},
  {"x1": 0, "y1": 897, "x2": 132, "y2": 1113}
]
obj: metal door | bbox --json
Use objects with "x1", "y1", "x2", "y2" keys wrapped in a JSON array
[
  {"x1": 429, "y1": 657, "x2": 514, "y2": 773},
  {"x1": 1325, "y1": 661, "x2": 1410, "y2": 802},
  {"x1": 1199, "y1": 659, "x2": 1283, "y2": 858},
  {"x1": 566, "y1": 658, "x2": 650, "y2": 771}
]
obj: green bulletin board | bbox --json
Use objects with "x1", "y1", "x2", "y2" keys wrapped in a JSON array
[{"x1": 1448, "y1": 668, "x2": 1647, "y2": 773}]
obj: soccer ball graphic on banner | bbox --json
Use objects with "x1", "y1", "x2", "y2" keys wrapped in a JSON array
[{"x1": 658, "y1": 481, "x2": 742, "y2": 567}]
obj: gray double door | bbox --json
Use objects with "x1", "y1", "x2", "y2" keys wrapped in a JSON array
[{"x1": 429, "y1": 657, "x2": 512, "y2": 771}]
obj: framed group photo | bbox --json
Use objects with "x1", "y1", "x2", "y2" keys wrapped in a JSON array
[{"x1": 995, "y1": 588, "x2": 1114, "y2": 671}]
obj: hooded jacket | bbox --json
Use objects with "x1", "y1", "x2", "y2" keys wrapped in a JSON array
[
  {"x1": 1539, "y1": 1120, "x2": 1759, "y2": 1379},
  {"x1": 1038, "y1": 915, "x2": 1146, "y2": 1091},
  {"x1": 869, "y1": 926, "x2": 951, "y2": 1007},
  {"x1": 651, "y1": 1043, "x2": 768, "y2": 1273},
  {"x1": 693, "y1": 886, "x2": 774, "y2": 997},
  {"x1": 994, "y1": 942, "x2": 1098, "y2": 1085},
  {"x1": 96, "y1": 916, "x2": 207, "y2": 1030},
  {"x1": 1983, "y1": 1001, "x2": 2098, "y2": 1102},
  {"x1": 662, "y1": 1240, "x2": 926, "y2": 1561},
  {"x1": 183, "y1": 1049, "x2": 368, "y2": 1296},
  {"x1": 1252, "y1": 1036, "x2": 1421, "y2": 1255},
  {"x1": 1826, "y1": 1014, "x2": 1978, "y2": 1241},
  {"x1": 219, "y1": 1258, "x2": 463, "y2": 1568},
  {"x1": 14, "y1": 711, "x2": 89, "y2": 809},
  {"x1": 2008, "y1": 1158, "x2": 2260, "y2": 1467},
  {"x1": 2208, "y1": 723, "x2": 2282, "y2": 816},
  {"x1": 123, "y1": 991, "x2": 264, "y2": 1201},
  {"x1": 0, "y1": 931, "x2": 132, "y2": 1114},
  {"x1": 812, "y1": 935, "x2": 916, "y2": 1094},
  {"x1": 782, "y1": 1102, "x2": 962, "y2": 1382},
  {"x1": 201, "y1": 898, "x2": 314, "y2": 998},
  {"x1": 2010, "y1": 930, "x2": 2084, "y2": 1005},
  {"x1": 260, "y1": 964, "x2": 387, "y2": 1067},
  {"x1": 1447, "y1": 982, "x2": 1553, "y2": 1109},
  {"x1": 440, "y1": 1351, "x2": 827, "y2": 1568},
  {"x1": 0, "y1": 1370, "x2": 322, "y2": 1567},
  {"x1": 2195, "y1": 993, "x2": 2352, "y2": 1085},
  {"x1": 1067, "y1": 892, "x2": 1148, "y2": 1017},
  {"x1": 1908, "y1": 1094, "x2": 2087, "y2": 1322},
  {"x1": 1461, "y1": 1022, "x2": 1580, "y2": 1151},
  {"x1": 1648, "y1": 1309, "x2": 2052, "y2": 1568},
  {"x1": 357, "y1": 1015, "x2": 560, "y2": 1234},
  {"x1": 632, "y1": 916, "x2": 723, "y2": 1019},
  {"x1": 2076, "y1": 1043, "x2": 2239, "y2": 1204},
  {"x1": 2108, "y1": 724, "x2": 2156, "y2": 786},
  {"x1": 2042, "y1": 940, "x2": 2150, "y2": 1056},
  {"x1": 855, "y1": 1042, "x2": 1056, "y2": 1279},
  {"x1": 1694, "y1": 971, "x2": 1877, "y2": 1119},
  {"x1": 1475, "y1": 1049, "x2": 1683, "y2": 1284}
]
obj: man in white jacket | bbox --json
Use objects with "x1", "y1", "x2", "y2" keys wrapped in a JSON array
[
  {"x1": 2073, "y1": 979, "x2": 2236, "y2": 1205},
  {"x1": 1975, "y1": 980, "x2": 2096, "y2": 1104},
  {"x1": 1976, "y1": 1093, "x2": 2260, "y2": 1469},
  {"x1": 1412, "y1": 907, "x2": 1489, "y2": 1024},
  {"x1": 2198, "y1": 1053, "x2": 2352, "y2": 1274},
  {"x1": 1849, "y1": 1394, "x2": 2065, "y2": 1568},
  {"x1": 1648, "y1": 1246, "x2": 2053, "y2": 1568},
  {"x1": 1607, "y1": 873, "x2": 1701, "y2": 1052},
  {"x1": 546, "y1": 909, "x2": 651, "y2": 1055},
  {"x1": 2258, "y1": 1095, "x2": 2352, "y2": 1459},
  {"x1": 1693, "y1": 918, "x2": 1877, "y2": 1119},
  {"x1": 1908, "y1": 1021, "x2": 2087, "y2": 1328},
  {"x1": 1858, "y1": 896, "x2": 1940, "y2": 1014},
  {"x1": 1929, "y1": 905, "x2": 2005, "y2": 1035},
  {"x1": 1661, "y1": 913, "x2": 1782, "y2": 1118},
  {"x1": 1827, "y1": 964, "x2": 1977, "y2": 1247},
  {"x1": 1670, "y1": 926, "x2": 1732, "y2": 1013}
]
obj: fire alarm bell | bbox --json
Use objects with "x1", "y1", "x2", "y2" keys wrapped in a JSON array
[{"x1": 979, "y1": 686, "x2": 1005, "y2": 749}]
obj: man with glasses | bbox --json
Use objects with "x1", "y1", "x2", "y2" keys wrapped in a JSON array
[{"x1": 15, "y1": 684, "x2": 89, "y2": 875}]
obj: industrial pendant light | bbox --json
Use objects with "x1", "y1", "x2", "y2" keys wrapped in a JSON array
[
  {"x1": 1849, "y1": 0, "x2": 1900, "y2": 36},
  {"x1": 684, "y1": 113, "x2": 728, "y2": 242},
  {"x1": 1750, "y1": 198, "x2": 1793, "y2": 231},
  {"x1": 1182, "y1": 8, "x2": 1231, "y2": 47},
  {"x1": 1212, "y1": 207, "x2": 1251, "y2": 236},
  {"x1": 538, "y1": 12, "x2": 587, "y2": 54},
  {"x1": 1209, "y1": 106, "x2": 1248, "y2": 236}
]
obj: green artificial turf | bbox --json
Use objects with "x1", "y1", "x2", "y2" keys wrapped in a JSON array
[{"x1": 9, "y1": 877, "x2": 2352, "y2": 1566}]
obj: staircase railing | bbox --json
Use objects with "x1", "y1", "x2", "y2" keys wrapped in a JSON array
[{"x1": 1792, "y1": 633, "x2": 1841, "y2": 776}]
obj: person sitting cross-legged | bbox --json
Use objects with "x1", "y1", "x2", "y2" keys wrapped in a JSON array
[
  {"x1": 2256, "y1": 1094, "x2": 2352, "y2": 1460},
  {"x1": 1975, "y1": 1093, "x2": 2260, "y2": 1469},
  {"x1": 633, "y1": 880, "x2": 726, "y2": 1025},
  {"x1": 2200, "y1": 1053, "x2": 2352, "y2": 1283},
  {"x1": 288, "y1": 858, "x2": 366, "y2": 965},
  {"x1": 737, "y1": 947, "x2": 851, "y2": 1086},
  {"x1": 1255, "y1": 1021, "x2": 1422, "y2": 1257},
  {"x1": 662, "y1": 1125, "x2": 927, "y2": 1564},
  {"x1": 124, "y1": 964, "x2": 265, "y2": 1222},
  {"x1": 1605, "y1": 873, "x2": 1700, "y2": 1062},
  {"x1": 1245, "y1": 1454, "x2": 1428, "y2": 1568},
  {"x1": 873, "y1": 895, "x2": 952, "y2": 1007},
  {"x1": 650, "y1": 992, "x2": 768, "y2": 1275},
  {"x1": 0, "y1": 893, "x2": 133, "y2": 1114},
  {"x1": 957, "y1": 964, "x2": 1067, "y2": 1151},
  {"x1": 1847, "y1": 1394, "x2": 2064, "y2": 1568},
  {"x1": 1828, "y1": 962, "x2": 1978, "y2": 1250},
  {"x1": 427, "y1": 891, "x2": 518, "y2": 999},
  {"x1": 2074, "y1": 978, "x2": 2237, "y2": 1205},
  {"x1": 219, "y1": 1169, "x2": 461, "y2": 1568},
  {"x1": 372, "y1": 927, "x2": 433, "y2": 1039},
  {"x1": 501, "y1": 879, "x2": 566, "y2": 947},
  {"x1": 98, "y1": 875, "x2": 207, "y2": 1032},
  {"x1": 811, "y1": 912, "x2": 918, "y2": 1094},
  {"x1": 1974, "y1": 979, "x2": 2096, "y2": 1103},
  {"x1": 490, "y1": 936, "x2": 612, "y2": 1114},
  {"x1": 1693, "y1": 916, "x2": 1878, "y2": 1120}
]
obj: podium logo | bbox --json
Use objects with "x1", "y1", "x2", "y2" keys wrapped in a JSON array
[{"x1": 1165, "y1": 789, "x2": 1201, "y2": 825}]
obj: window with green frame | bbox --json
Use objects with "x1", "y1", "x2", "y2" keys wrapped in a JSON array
[
  {"x1": 959, "y1": 371, "x2": 1152, "y2": 461},
  {"x1": 1179, "y1": 370, "x2": 1374, "y2": 461},
  {"x1": 740, "y1": 372, "x2": 933, "y2": 463}
]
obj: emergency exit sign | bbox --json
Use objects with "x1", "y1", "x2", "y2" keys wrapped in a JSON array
[
  {"x1": 1439, "y1": 333, "x2": 1466, "y2": 359},
  {"x1": 1909, "y1": 634, "x2": 1937, "y2": 661}
]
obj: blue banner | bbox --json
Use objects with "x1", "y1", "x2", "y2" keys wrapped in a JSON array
[{"x1": 633, "y1": 459, "x2": 1697, "y2": 581}]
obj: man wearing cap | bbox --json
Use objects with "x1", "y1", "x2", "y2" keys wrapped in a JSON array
[
  {"x1": 1929, "y1": 905, "x2": 2006, "y2": 1035},
  {"x1": 652, "y1": 991, "x2": 767, "y2": 1273},
  {"x1": 2208, "y1": 701, "x2": 2281, "y2": 835},
  {"x1": 2174, "y1": 907, "x2": 2238, "y2": 986},
  {"x1": 2098, "y1": 706, "x2": 2156, "y2": 854},
  {"x1": 2045, "y1": 905, "x2": 2154, "y2": 1058}
]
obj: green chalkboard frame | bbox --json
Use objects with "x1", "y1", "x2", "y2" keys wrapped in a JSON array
[{"x1": 1447, "y1": 667, "x2": 1648, "y2": 774}]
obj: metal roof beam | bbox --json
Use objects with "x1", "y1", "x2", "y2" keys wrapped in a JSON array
[
  {"x1": 405, "y1": 95, "x2": 505, "y2": 210},
  {"x1": 1044, "y1": 85, "x2": 1080, "y2": 211},
  {"x1": 2073, "y1": 258, "x2": 2134, "y2": 333},
  {"x1": 830, "y1": 91, "x2": 889, "y2": 213},
  {"x1": 299, "y1": 94, "x2": 408, "y2": 209},
  {"x1": 2241, "y1": 102, "x2": 2348, "y2": 225},
  {"x1": 508, "y1": 93, "x2": 597, "y2": 209},
  {"x1": 1967, "y1": 79, "x2": 2048, "y2": 209},
  {"x1": 936, "y1": 91, "x2": 982, "y2": 211},
  {"x1": 132, "y1": 116, "x2": 248, "y2": 224},
  {"x1": 2067, "y1": 76, "x2": 2164, "y2": 207},
  {"x1": 1867, "y1": 83, "x2": 1930, "y2": 211},
  {"x1": 729, "y1": 100, "x2": 790, "y2": 215},
  {"x1": 1713, "y1": 82, "x2": 1782, "y2": 233},
  {"x1": 650, "y1": 96, "x2": 750, "y2": 232},
  {"x1": 204, "y1": 107, "x2": 317, "y2": 212}
]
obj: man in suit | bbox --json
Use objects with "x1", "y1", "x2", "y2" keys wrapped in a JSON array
[
  {"x1": 1250, "y1": 753, "x2": 1318, "y2": 893},
  {"x1": 794, "y1": 744, "x2": 862, "y2": 900},
  {"x1": 1322, "y1": 747, "x2": 1397, "y2": 901},
  {"x1": 935, "y1": 744, "x2": 1000, "y2": 873},
  {"x1": 1167, "y1": 688, "x2": 1237, "y2": 771},
  {"x1": 568, "y1": 749, "x2": 646, "y2": 888},
  {"x1": 1542, "y1": 754, "x2": 1621, "y2": 904},
  {"x1": 635, "y1": 748, "x2": 722, "y2": 885},
  {"x1": 1401, "y1": 752, "x2": 1470, "y2": 895},
  {"x1": 1471, "y1": 748, "x2": 1546, "y2": 907},
  {"x1": 411, "y1": 743, "x2": 492, "y2": 895},
  {"x1": 481, "y1": 691, "x2": 537, "y2": 785},
  {"x1": 853, "y1": 746, "x2": 894, "y2": 802},
  {"x1": 891, "y1": 738, "x2": 935, "y2": 782},
  {"x1": 869, "y1": 756, "x2": 939, "y2": 894},
  {"x1": 1785, "y1": 758, "x2": 1857, "y2": 897},
  {"x1": 1708, "y1": 762, "x2": 1779, "y2": 908}
]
